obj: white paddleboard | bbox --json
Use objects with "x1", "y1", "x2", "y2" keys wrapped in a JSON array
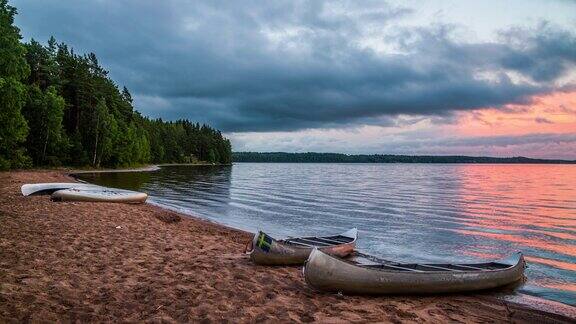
[
  {"x1": 51, "y1": 188, "x2": 148, "y2": 204},
  {"x1": 21, "y1": 183, "x2": 102, "y2": 196}
]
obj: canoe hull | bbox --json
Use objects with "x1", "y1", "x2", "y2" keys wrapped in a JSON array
[
  {"x1": 249, "y1": 229, "x2": 357, "y2": 266},
  {"x1": 51, "y1": 188, "x2": 148, "y2": 204},
  {"x1": 303, "y1": 249, "x2": 525, "y2": 294},
  {"x1": 21, "y1": 183, "x2": 100, "y2": 196}
]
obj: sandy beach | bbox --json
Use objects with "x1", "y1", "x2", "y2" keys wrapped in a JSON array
[{"x1": 0, "y1": 170, "x2": 574, "y2": 323}]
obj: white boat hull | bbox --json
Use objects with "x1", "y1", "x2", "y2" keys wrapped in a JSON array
[
  {"x1": 51, "y1": 188, "x2": 148, "y2": 204},
  {"x1": 21, "y1": 183, "x2": 101, "y2": 196}
]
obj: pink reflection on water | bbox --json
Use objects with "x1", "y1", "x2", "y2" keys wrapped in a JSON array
[
  {"x1": 537, "y1": 282, "x2": 576, "y2": 293},
  {"x1": 455, "y1": 229, "x2": 576, "y2": 257},
  {"x1": 452, "y1": 165, "x2": 575, "y2": 300},
  {"x1": 525, "y1": 256, "x2": 576, "y2": 272},
  {"x1": 461, "y1": 249, "x2": 576, "y2": 272},
  {"x1": 461, "y1": 250, "x2": 500, "y2": 259},
  {"x1": 453, "y1": 165, "x2": 576, "y2": 254}
]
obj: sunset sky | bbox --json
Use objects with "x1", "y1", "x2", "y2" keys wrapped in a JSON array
[{"x1": 14, "y1": 0, "x2": 576, "y2": 159}]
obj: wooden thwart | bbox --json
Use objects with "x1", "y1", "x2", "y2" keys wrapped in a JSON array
[
  {"x1": 286, "y1": 237, "x2": 330, "y2": 247},
  {"x1": 451, "y1": 264, "x2": 487, "y2": 271},
  {"x1": 307, "y1": 237, "x2": 349, "y2": 245},
  {"x1": 419, "y1": 264, "x2": 463, "y2": 272},
  {"x1": 285, "y1": 240, "x2": 315, "y2": 248}
]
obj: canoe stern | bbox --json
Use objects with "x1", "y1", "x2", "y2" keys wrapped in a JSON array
[
  {"x1": 248, "y1": 231, "x2": 312, "y2": 265},
  {"x1": 249, "y1": 228, "x2": 357, "y2": 266}
]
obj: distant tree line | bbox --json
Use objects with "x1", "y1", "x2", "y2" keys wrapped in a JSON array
[
  {"x1": 233, "y1": 152, "x2": 576, "y2": 164},
  {"x1": 0, "y1": 1, "x2": 231, "y2": 170}
]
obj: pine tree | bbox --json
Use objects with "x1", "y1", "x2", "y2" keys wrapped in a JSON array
[{"x1": 0, "y1": 0, "x2": 30, "y2": 169}]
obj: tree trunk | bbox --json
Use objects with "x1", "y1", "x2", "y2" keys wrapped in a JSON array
[
  {"x1": 42, "y1": 130, "x2": 49, "y2": 164},
  {"x1": 92, "y1": 114, "x2": 100, "y2": 166}
]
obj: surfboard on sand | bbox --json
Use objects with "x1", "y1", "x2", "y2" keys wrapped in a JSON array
[
  {"x1": 21, "y1": 183, "x2": 102, "y2": 196},
  {"x1": 51, "y1": 187, "x2": 148, "y2": 204}
]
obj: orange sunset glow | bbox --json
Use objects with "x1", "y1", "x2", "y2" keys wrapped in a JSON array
[{"x1": 453, "y1": 91, "x2": 576, "y2": 137}]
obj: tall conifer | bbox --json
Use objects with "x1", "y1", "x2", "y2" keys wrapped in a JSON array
[{"x1": 0, "y1": 0, "x2": 30, "y2": 169}]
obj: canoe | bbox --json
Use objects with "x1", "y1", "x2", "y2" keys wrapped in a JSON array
[
  {"x1": 246, "y1": 228, "x2": 357, "y2": 265},
  {"x1": 51, "y1": 187, "x2": 148, "y2": 204},
  {"x1": 21, "y1": 182, "x2": 102, "y2": 196},
  {"x1": 303, "y1": 248, "x2": 525, "y2": 294}
]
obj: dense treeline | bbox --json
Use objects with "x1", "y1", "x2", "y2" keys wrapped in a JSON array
[
  {"x1": 0, "y1": 1, "x2": 231, "y2": 170},
  {"x1": 233, "y1": 152, "x2": 576, "y2": 164}
]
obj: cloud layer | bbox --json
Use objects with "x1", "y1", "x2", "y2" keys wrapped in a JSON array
[{"x1": 14, "y1": 0, "x2": 576, "y2": 133}]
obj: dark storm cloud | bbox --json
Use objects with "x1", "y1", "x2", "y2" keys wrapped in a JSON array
[
  {"x1": 498, "y1": 23, "x2": 576, "y2": 82},
  {"x1": 14, "y1": 0, "x2": 576, "y2": 132}
]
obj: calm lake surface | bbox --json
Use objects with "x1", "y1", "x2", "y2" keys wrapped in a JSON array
[{"x1": 77, "y1": 163, "x2": 576, "y2": 306}]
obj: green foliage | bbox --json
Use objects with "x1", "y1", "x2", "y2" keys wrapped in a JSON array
[
  {"x1": 0, "y1": 0, "x2": 28, "y2": 79},
  {"x1": 0, "y1": 1, "x2": 232, "y2": 170},
  {"x1": 0, "y1": 0, "x2": 30, "y2": 169},
  {"x1": 138, "y1": 118, "x2": 231, "y2": 165},
  {"x1": 22, "y1": 85, "x2": 66, "y2": 165}
]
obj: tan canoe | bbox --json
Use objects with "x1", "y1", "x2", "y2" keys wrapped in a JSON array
[
  {"x1": 303, "y1": 248, "x2": 525, "y2": 294},
  {"x1": 51, "y1": 188, "x2": 148, "y2": 204},
  {"x1": 246, "y1": 228, "x2": 357, "y2": 265}
]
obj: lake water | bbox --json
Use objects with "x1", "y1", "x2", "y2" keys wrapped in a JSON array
[{"x1": 77, "y1": 163, "x2": 576, "y2": 306}]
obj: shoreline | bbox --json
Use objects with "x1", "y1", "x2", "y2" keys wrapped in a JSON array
[
  {"x1": 141, "y1": 187, "x2": 576, "y2": 320},
  {"x1": 69, "y1": 162, "x2": 232, "y2": 176},
  {"x1": 147, "y1": 200, "x2": 576, "y2": 319},
  {"x1": 1, "y1": 169, "x2": 574, "y2": 322}
]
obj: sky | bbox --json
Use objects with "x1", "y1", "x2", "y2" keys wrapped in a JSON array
[{"x1": 13, "y1": 0, "x2": 576, "y2": 159}]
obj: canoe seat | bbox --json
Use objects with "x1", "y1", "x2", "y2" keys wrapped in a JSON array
[
  {"x1": 364, "y1": 264, "x2": 421, "y2": 272},
  {"x1": 348, "y1": 252, "x2": 396, "y2": 266},
  {"x1": 284, "y1": 238, "x2": 331, "y2": 247},
  {"x1": 284, "y1": 234, "x2": 354, "y2": 247},
  {"x1": 305, "y1": 237, "x2": 350, "y2": 245},
  {"x1": 459, "y1": 262, "x2": 511, "y2": 270},
  {"x1": 324, "y1": 235, "x2": 354, "y2": 243},
  {"x1": 364, "y1": 262, "x2": 512, "y2": 272}
]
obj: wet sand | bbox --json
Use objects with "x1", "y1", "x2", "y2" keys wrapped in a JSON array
[{"x1": 1, "y1": 170, "x2": 574, "y2": 323}]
